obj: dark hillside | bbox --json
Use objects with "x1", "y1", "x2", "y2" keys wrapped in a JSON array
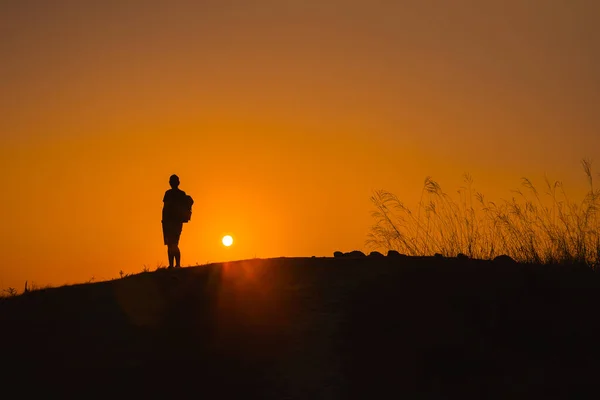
[{"x1": 1, "y1": 256, "x2": 599, "y2": 398}]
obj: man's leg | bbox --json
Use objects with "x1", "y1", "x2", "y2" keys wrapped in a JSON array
[
  {"x1": 174, "y1": 245, "x2": 181, "y2": 268},
  {"x1": 173, "y1": 223, "x2": 183, "y2": 268},
  {"x1": 167, "y1": 243, "x2": 177, "y2": 268},
  {"x1": 163, "y1": 222, "x2": 174, "y2": 268}
]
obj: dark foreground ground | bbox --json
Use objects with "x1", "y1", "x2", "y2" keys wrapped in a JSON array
[{"x1": 1, "y1": 255, "x2": 600, "y2": 398}]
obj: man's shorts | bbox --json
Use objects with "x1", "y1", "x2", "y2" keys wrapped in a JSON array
[{"x1": 162, "y1": 221, "x2": 183, "y2": 245}]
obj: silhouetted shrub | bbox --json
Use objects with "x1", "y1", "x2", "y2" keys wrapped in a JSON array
[
  {"x1": 493, "y1": 255, "x2": 517, "y2": 265},
  {"x1": 386, "y1": 250, "x2": 403, "y2": 257},
  {"x1": 345, "y1": 251, "x2": 366, "y2": 257}
]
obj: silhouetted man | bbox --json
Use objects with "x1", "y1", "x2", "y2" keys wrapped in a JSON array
[{"x1": 162, "y1": 174, "x2": 193, "y2": 268}]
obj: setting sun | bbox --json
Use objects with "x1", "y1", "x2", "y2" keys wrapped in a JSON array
[{"x1": 222, "y1": 235, "x2": 233, "y2": 247}]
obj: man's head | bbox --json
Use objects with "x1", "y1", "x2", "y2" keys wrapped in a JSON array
[{"x1": 169, "y1": 174, "x2": 180, "y2": 188}]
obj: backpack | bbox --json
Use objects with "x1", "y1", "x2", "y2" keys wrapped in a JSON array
[{"x1": 180, "y1": 194, "x2": 194, "y2": 223}]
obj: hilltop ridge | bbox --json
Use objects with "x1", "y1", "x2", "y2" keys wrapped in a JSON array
[{"x1": 1, "y1": 255, "x2": 599, "y2": 397}]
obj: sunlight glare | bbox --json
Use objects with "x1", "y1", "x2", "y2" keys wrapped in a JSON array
[{"x1": 222, "y1": 235, "x2": 233, "y2": 247}]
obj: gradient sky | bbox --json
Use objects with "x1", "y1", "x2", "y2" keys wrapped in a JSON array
[{"x1": 1, "y1": 0, "x2": 599, "y2": 289}]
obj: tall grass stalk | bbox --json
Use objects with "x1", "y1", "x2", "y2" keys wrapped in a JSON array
[{"x1": 367, "y1": 159, "x2": 600, "y2": 269}]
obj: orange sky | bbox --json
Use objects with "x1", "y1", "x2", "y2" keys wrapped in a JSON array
[{"x1": 1, "y1": 0, "x2": 599, "y2": 289}]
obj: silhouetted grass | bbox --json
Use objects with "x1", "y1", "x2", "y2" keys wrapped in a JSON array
[{"x1": 367, "y1": 159, "x2": 600, "y2": 269}]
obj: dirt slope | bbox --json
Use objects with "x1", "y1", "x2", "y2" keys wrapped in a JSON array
[{"x1": 1, "y1": 256, "x2": 599, "y2": 398}]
